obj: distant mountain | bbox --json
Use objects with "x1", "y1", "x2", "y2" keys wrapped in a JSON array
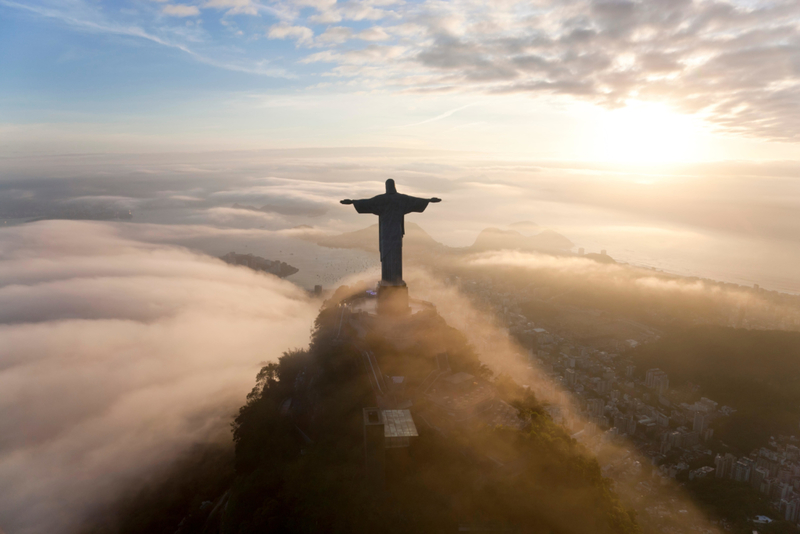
[
  {"x1": 584, "y1": 252, "x2": 617, "y2": 264},
  {"x1": 507, "y1": 221, "x2": 540, "y2": 234},
  {"x1": 312, "y1": 222, "x2": 446, "y2": 255},
  {"x1": 469, "y1": 227, "x2": 573, "y2": 252},
  {"x1": 220, "y1": 252, "x2": 298, "y2": 278},
  {"x1": 310, "y1": 223, "x2": 573, "y2": 256}
]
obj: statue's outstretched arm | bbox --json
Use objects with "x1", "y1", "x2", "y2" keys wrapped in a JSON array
[
  {"x1": 342, "y1": 195, "x2": 384, "y2": 214},
  {"x1": 401, "y1": 194, "x2": 441, "y2": 213}
]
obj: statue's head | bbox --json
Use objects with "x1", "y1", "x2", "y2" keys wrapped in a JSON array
[{"x1": 385, "y1": 179, "x2": 397, "y2": 194}]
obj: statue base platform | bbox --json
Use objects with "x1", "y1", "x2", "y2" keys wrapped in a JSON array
[{"x1": 377, "y1": 282, "x2": 410, "y2": 316}]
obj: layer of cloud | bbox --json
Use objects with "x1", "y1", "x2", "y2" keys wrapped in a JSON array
[
  {"x1": 3, "y1": 149, "x2": 800, "y2": 292},
  {"x1": 202, "y1": 0, "x2": 259, "y2": 16},
  {"x1": 398, "y1": 269, "x2": 722, "y2": 532},
  {"x1": 461, "y1": 250, "x2": 800, "y2": 328},
  {"x1": 304, "y1": 0, "x2": 401, "y2": 24},
  {"x1": 0, "y1": 221, "x2": 318, "y2": 534},
  {"x1": 285, "y1": 0, "x2": 800, "y2": 140},
  {"x1": 316, "y1": 25, "x2": 353, "y2": 44},
  {"x1": 7, "y1": 0, "x2": 800, "y2": 139},
  {"x1": 268, "y1": 22, "x2": 314, "y2": 45},
  {"x1": 162, "y1": 4, "x2": 200, "y2": 17},
  {"x1": 467, "y1": 250, "x2": 742, "y2": 299}
]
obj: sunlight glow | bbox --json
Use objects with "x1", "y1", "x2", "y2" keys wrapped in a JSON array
[{"x1": 596, "y1": 102, "x2": 704, "y2": 164}]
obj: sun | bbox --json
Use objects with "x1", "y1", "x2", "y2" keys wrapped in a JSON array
[{"x1": 595, "y1": 101, "x2": 704, "y2": 164}]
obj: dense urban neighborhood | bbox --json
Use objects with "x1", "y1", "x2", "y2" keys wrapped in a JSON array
[{"x1": 446, "y1": 273, "x2": 800, "y2": 533}]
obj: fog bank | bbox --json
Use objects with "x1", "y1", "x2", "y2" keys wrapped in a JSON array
[
  {"x1": 463, "y1": 250, "x2": 800, "y2": 330},
  {"x1": 4, "y1": 149, "x2": 800, "y2": 292},
  {"x1": 0, "y1": 221, "x2": 318, "y2": 534},
  {"x1": 405, "y1": 269, "x2": 721, "y2": 533}
]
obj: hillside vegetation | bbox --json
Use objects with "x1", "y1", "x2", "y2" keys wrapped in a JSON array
[
  {"x1": 223, "y1": 299, "x2": 638, "y2": 534},
  {"x1": 84, "y1": 294, "x2": 641, "y2": 534}
]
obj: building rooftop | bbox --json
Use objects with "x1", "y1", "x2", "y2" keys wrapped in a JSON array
[
  {"x1": 383, "y1": 409, "x2": 419, "y2": 448},
  {"x1": 383, "y1": 409, "x2": 419, "y2": 438}
]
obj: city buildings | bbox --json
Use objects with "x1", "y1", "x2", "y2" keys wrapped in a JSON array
[
  {"x1": 645, "y1": 368, "x2": 669, "y2": 394},
  {"x1": 693, "y1": 412, "x2": 706, "y2": 434},
  {"x1": 452, "y1": 274, "x2": 800, "y2": 531}
]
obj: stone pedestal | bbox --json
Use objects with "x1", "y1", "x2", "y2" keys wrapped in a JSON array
[{"x1": 377, "y1": 282, "x2": 409, "y2": 316}]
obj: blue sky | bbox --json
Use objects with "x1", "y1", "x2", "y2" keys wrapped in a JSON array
[
  {"x1": 4, "y1": 4, "x2": 800, "y2": 533},
  {"x1": 0, "y1": 1, "x2": 302, "y2": 117},
  {"x1": 3, "y1": 0, "x2": 797, "y2": 265},
  {"x1": 3, "y1": 0, "x2": 800, "y2": 160}
]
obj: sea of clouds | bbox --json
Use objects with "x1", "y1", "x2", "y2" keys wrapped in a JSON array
[
  {"x1": 0, "y1": 221, "x2": 318, "y2": 534},
  {"x1": 4, "y1": 149, "x2": 800, "y2": 293},
  {"x1": 2, "y1": 147, "x2": 800, "y2": 532}
]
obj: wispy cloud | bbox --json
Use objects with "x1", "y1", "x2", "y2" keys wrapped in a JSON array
[
  {"x1": 162, "y1": 4, "x2": 201, "y2": 17},
  {"x1": 268, "y1": 22, "x2": 315, "y2": 46},
  {"x1": 0, "y1": 0, "x2": 293, "y2": 78},
  {"x1": 1, "y1": 0, "x2": 194, "y2": 53},
  {"x1": 399, "y1": 102, "x2": 478, "y2": 128},
  {"x1": 268, "y1": 0, "x2": 800, "y2": 141},
  {"x1": 5, "y1": 0, "x2": 800, "y2": 140},
  {"x1": 202, "y1": 0, "x2": 260, "y2": 16}
]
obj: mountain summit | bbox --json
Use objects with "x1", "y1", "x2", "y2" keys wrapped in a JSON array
[
  {"x1": 96, "y1": 288, "x2": 640, "y2": 534},
  {"x1": 469, "y1": 228, "x2": 573, "y2": 253},
  {"x1": 309, "y1": 224, "x2": 573, "y2": 255}
]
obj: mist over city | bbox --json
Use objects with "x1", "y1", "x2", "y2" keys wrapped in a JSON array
[{"x1": 3, "y1": 1, "x2": 800, "y2": 533}]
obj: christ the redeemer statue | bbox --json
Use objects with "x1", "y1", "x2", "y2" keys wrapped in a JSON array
[{"x1": 341, "y1": 180, "x2": 440, "y2": 310}]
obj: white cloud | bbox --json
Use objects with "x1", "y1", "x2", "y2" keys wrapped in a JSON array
[
  {"x1": 268, "y1": 22, "x2": 314, "y2": 45},
  {"x1": 271, "y1": 0, "x2": 800, "y2": 141},
  {"x1": 290, "y1": 0, "x2": 336, "y2": 8},
  {"x1": 338, "y1": 1, "x2": 396, "y2": 21},
  {"x1": 316, "y1": 25, "x2": 352, "y2": 44},
  {"x1": 300, "y1": 50, "x2": 342, "y2": 63},
  {"x1": 0, "y1": 221, "x2": 317, "y2": 534},
  {"x1": 301, "y1": 0, "x2": 399, "y2": 24},
  {"x1": 0, "y1": 0, "x2": 297, "y2": 77},
  {"x1": 162, "y1": 3, "x2": 200, "y2": 16},
  {"x1": 356, "y1": 26, "x2": 389, "y2": 41},
  {"x1": 309, "y1": 10, "x2": 342, "y2": 23},
  {"x1": 301, "y1": 44, "x2": 406, "y2": 66},
  {"x1": 202, "y1": 0, "x2": 258, "y2": 15},
  {"x1": 8, "y1": 0, "x2": 800, "y2": 140}
]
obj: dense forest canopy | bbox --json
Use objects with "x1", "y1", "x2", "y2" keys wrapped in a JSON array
[
  {"x1": 91, "y1": 291, "x2": 641, "y2": 533},
  {"x1": 225, "y1": 300, "x2": 639, "y2": 533}
]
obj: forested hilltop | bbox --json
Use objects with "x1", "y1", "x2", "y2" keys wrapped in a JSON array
[{"x1": 88, "y1": 288, "x2": 640, "y2": 534}]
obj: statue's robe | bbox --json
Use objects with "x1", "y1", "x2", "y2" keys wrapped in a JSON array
[{"x1": 352, "y1": 193, "x2": 433, "y2": 284}]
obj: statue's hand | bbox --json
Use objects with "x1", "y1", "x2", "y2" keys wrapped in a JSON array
[
  {"x1": 340, "y1": 199, "x2": 354, "y2": 205},
  {"x1": 430, "y1": 197, "x2": 442, "y2": 203}
]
